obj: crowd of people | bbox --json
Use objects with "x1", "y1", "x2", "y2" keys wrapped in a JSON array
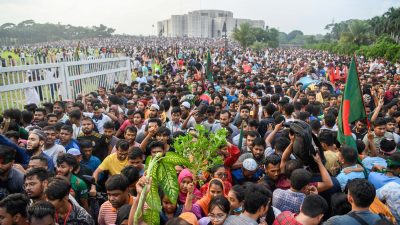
[
  {"x1": 0, "y1": 39, "x2": 400, "y2": 225},
  {"x1": 0, "y1": 36, "x2": 230, "y2": 67}
]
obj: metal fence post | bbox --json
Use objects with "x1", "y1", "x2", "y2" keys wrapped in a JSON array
[
  {"x1": 62, "y1": 62, "x2": 72, "y2": 100},
  {"x1": 126, "y1": 58, "x2": 132, "y2": 85}
]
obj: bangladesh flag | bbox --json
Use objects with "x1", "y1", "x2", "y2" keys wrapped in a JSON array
[
  {"x1": 337, "y1": 57, "x2": 366, "y2": 150},
  {"x1": 206, "y1": 51, "x2": 213, "y2": 83}
]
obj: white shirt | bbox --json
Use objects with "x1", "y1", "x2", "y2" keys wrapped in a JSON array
[{"x1": 43, "y1": 144, "x2": 66, "y2": 165}]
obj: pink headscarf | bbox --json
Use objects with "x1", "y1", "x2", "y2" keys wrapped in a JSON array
[{"x1": 178, "y1": 169, "x2": 203, "y2": 204}]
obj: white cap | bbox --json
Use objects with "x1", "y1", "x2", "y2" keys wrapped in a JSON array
[
  {"x1": 181, "y1": 101, "x2": 191, "y2": 109},
  {"x1": 243, "y1": 158, "x2": 258, "y2": 171}
]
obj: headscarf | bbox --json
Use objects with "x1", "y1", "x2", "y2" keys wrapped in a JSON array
[
  {"x1": 178, "y1": 169, "x2": 203, "y2": 204},
  {"x1": 196, "y1": 178, "x2": 226, "y2": 216},
  {"x1": 179, "y1": 212, "x2": 199, "y2": 225}
]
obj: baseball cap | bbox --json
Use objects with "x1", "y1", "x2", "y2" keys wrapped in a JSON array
[
  {"x1": 67, "y1": 148, "x2": 81, "y2": 156},
  {"x1": 243, "y1": 158, "x2": 258, "y2": 171},
  {"x1": 181, "y1": 101, "x2": 191, "y2": 109}
]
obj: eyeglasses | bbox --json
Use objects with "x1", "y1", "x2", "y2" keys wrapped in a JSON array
[{"x1": 208, "y1": 213, "x2": 227, "y2": 221}]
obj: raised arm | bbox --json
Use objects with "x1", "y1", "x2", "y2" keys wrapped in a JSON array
[
  {"x1": 280, "y1": 133, "x2": 294, "y2": 173},
  {"x1": 313, "y1": 153, "x2": 334, "y2": 192}
]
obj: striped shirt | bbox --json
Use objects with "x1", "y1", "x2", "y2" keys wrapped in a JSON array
[{"x1": 98, "y1": 195, "x2": 134, "y2": 225}]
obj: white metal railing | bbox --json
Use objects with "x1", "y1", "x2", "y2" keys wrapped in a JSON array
[{"x1": 0, "y1": 57, "x2": 131, "y2": 112}]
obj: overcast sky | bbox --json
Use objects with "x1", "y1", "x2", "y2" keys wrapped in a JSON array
[{"x1": 0, "y1": 0, "x2": 399, "y2": 35}]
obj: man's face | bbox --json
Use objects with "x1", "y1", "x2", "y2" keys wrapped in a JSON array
[
  {"x1": 124, "y1": 130, "x2": 136, "y2": 144},
  {"x1": 82, "y1": 148, "x2": 93, "y2": 160},
  {"x1": 149, "y1": 108, "x2": 158, "y2": 118},
  {"x1": 386, "y1": 122, "x2": 396, "y2": 132},
  {"x1": 172, "y1": 113, "x2": 181, "y2": 123},
  {"x1": 265, "y1": 163, "x2": 280, "y2": 181},
  {"x1": 180, "y1": 106, "x2": 189, "y2": 116},
  {"x1": 150, "y1": 147, "x2": 164, "y2": 157},
  {"x1": 156, "y1": 134, "x2": 169, "y2": 144},
  {"x1": 66, "y1": 103, "x2": 73, "y2": 114},
  {"x1": 93, "y1": 109, "x2": 102, "y2": 118},
  {"x1": 59, "y1": 129, "x2": 72, "y2": 144},
  {"x1": 240, "y1": 109, "x2": 250, "y2": 120},
  {"x1": 374, "y1": 125, "x2": 386, "y2": 137},
  {"x1": 107, "y1": 189, "x2": 128, "y2": 209},
  {"x1": 0, "y1": 158, "x2": 13, "y2": 177},
  {"x1": 34, "y1": 111, "x2": 45, "y2": 122},
  {"x1": 53, "y1": 104, "x2": 63, "y2": 115},
  {"x1": 219, "y1": 113, "x2": 230, "y2": 127},
  {"x1": 25, "y1": 175, "x2": 46, "y2": 200},
  {"x1": 30, "y1": 215, "x2": 55, "y2": 225},
  {"x1": 252, "y1": 145, "x2": 264, "y2": 159},
  {"x1": 82, "y1": 120, "x2": 94, "y2": 134},
  {"x1": 242, "y1": 168, "x2": 256, "y2": 178},
  {"x1": 44, "y1": 130, "x2": 57, "y2": 146},
  {"x1": 133, "y1": 114, "x2": 143, "y2": 125},
  {"x1": 98, "y1": 88, "x2": 105, "y2": 96},
  {"x1": 355, "y1": 121, "x2": 366, "y2": 131},
  {"x1": 116, "y1": 148, "x2": 129, "y2": 161},
  {"x1": 127, "y1": 114, "x2": 135, "y2": 124},
  {"x1": 103, "y1": 128, "x2": 114, "y2": 139},
  {"x1": 308, "y1": 95, "x2": 315, "y2": 103},
  {"x1": 129, "y1": 157, "x2": 143, "y2": 170},
  {"x1": 0, "y1": 207, "x2": 14, "y2": 225},
  {"x1": 47, "y1": 117, "x2": 58, "y2": 125},
  {"x1": 56, "y1": 162, "x2": 73, "y2": 177},
  {"x1": 28, "y1": 159, "x2": 48, "y2": 170},
  {"x1": 148, "y1": 122, "x2": 159, "y2": 132},
  {"x1": 246, "y1": 135, "x2": 256, "y2": 148},
  {"x1": 27, "y1": 134, "x2": 43, "y2": 152}
]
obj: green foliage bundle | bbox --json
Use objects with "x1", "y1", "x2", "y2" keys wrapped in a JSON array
[
  {"x1": 173, "y1": 125, "x2": 227, "y2": 183},
  {"x1": 135, "y1": 152, "x2": 192, "y2": 225}
]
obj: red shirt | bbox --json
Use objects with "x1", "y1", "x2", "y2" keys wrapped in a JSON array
[{"x1": 273, "y1": 211, "x2": 303, "y2": 225}]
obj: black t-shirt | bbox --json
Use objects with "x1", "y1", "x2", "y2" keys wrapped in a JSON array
[{"x1": 77, "y1": 132, "x2": 109, "y2": 161}]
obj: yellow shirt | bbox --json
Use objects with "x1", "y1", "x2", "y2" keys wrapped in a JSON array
[
  {"x1": 324, "y1": 150, "x2": 340, "y2": 176},
  {"x1": 98, "y1": 153, "x2": 128, "y2": 175}
]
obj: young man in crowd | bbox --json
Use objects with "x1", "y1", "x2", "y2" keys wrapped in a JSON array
[
  {"x1": 42, "y1": 125, "x2": 66, "y2": 166},
  {"x1": 56, "y1": 154, "x2": 89, "y2": 210},
  {"x1": 98, "y1": 174, "x2": 134, "y2": 225},
  {"x1": 324, "y1": 179, "x2": 383, "y2": 225},
  {"x1": 28, "y1": 201, "x2": 56, "y2": 225},
  {"x1": 273, "y1": 195, "x2": 328, "y2": 225},
  {"x1": 24, "y1": 167, "x2": 49, "y2": 203},
  {"x1": 27, "y1": 129, "x2": 55, "y2": 171},
  {"x1": 45, "y1": 177, "x2": 94, "y2": 225},
  {"x1": 0, "y1": 193, "x2": 30, "y2": 225}
]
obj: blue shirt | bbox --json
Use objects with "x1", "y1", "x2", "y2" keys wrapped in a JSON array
[
  {"x1": 56, "y1": 139, "x2": 80, "y2": 151},
  {"x1": 81, "y1": 156, "x2": 101, "y2": 173},
  {"x1": 336, "y1": 165, "x2": 365, "y2": 191},
  {"x1": 362, "y1": 157, "x2": 387, "y2": 172},
  {"x1": 368, "y1": 172, "x2": 400, "y2": 189},
  {"x1": 231, "y1": 168, "x2": 263, "y2": 185}
]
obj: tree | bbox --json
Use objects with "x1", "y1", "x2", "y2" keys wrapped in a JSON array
[
  {"x1": 232, "y1": 23, "x2": 256, "y2": 48},
  {"x1": 232, "y1": 23, "x2": 279, "y2": 49},
  {"x1": 340, "y1": 20, "x2": 373, "y2": 45},
  {"x1": 287, "y1": 30, "x2": 304, "y2": 42}
]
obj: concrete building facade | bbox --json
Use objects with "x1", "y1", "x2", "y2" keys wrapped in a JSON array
[{"x1": 157, "y1": 10, "x2": 265, "y2": 38}]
